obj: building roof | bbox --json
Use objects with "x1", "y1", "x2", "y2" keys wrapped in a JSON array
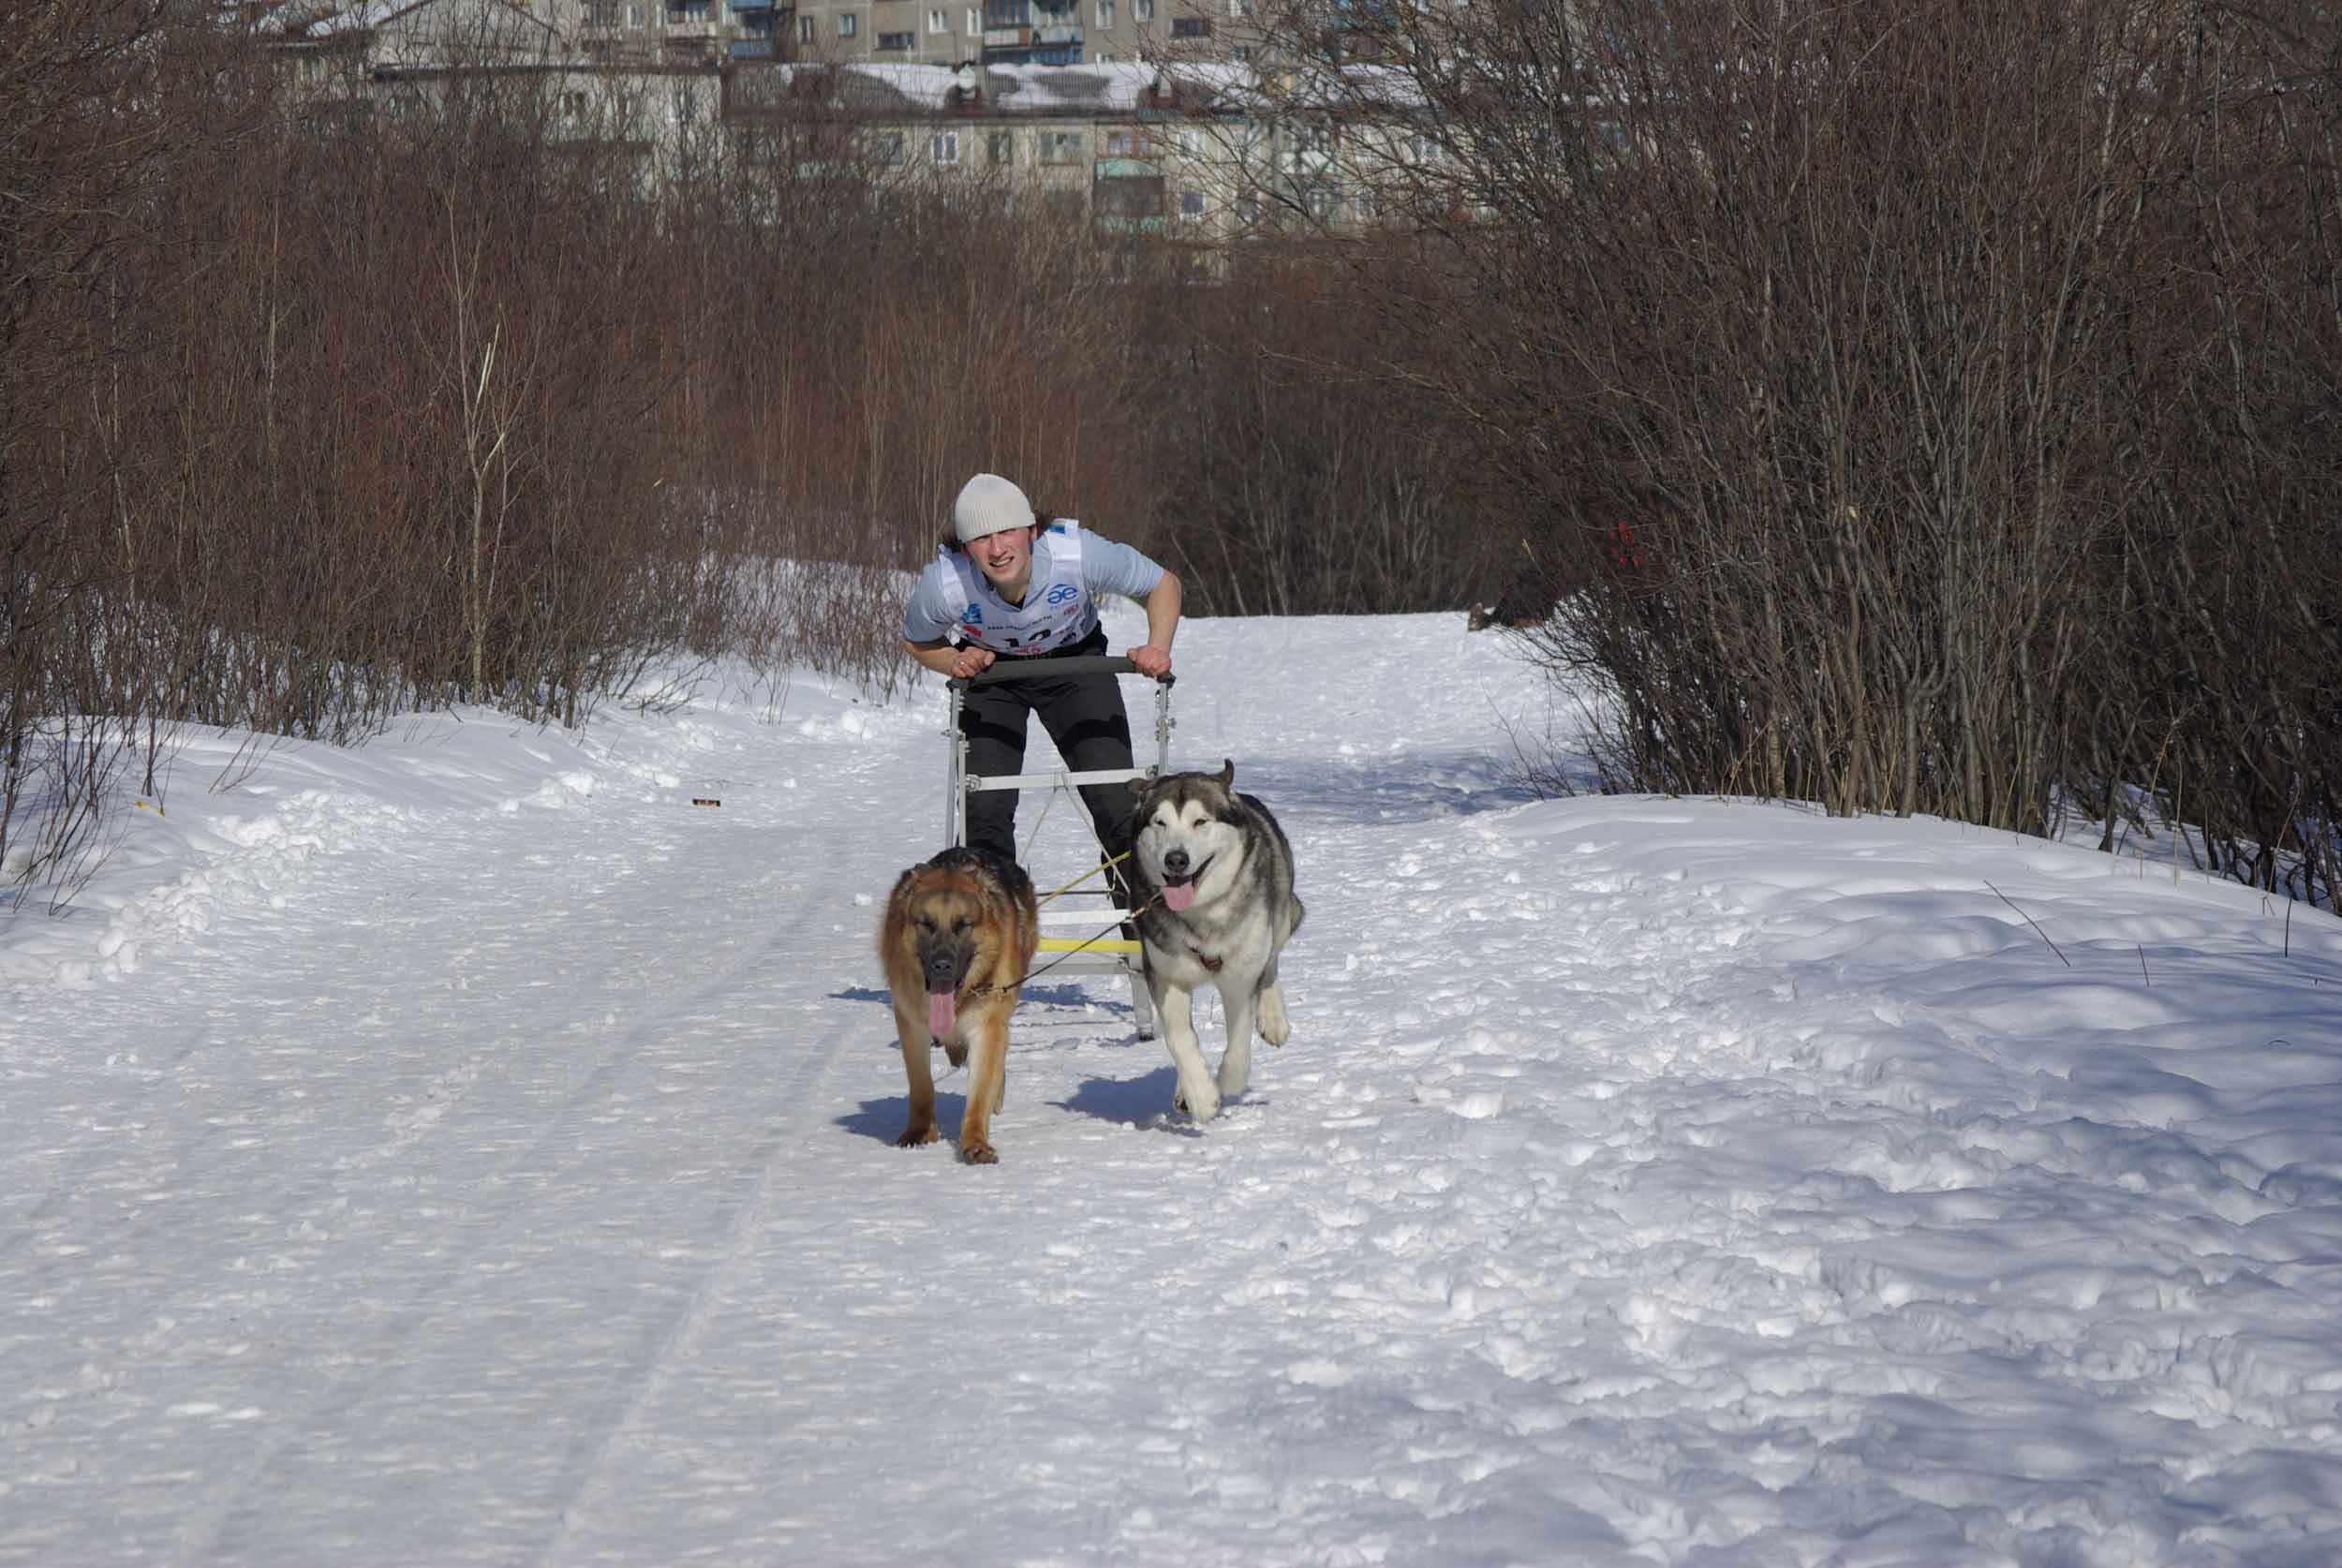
[{"x1": 725, "y1": 59, "x2": 1416, "y2": 118}]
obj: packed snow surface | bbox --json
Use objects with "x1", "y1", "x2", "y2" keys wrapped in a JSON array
[{"x1": 5, "y1": 608, "x2": 2340, "y2": 1566}]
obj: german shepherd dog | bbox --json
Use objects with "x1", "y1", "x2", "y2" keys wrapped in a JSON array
[
  {"x1": 879, "y1": 846, "x2": 1040, "y2": 1164},
  {"x1": 1126, "y1": 761, "x2": 1304, "y2": 1121}
]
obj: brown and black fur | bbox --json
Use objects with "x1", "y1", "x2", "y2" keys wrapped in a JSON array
[{"x1": 878, "y1": 846, "x2": 1040, "y2": 1164}]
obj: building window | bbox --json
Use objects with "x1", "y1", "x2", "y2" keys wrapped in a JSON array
[
  {"x1": 967, "y1": 7, "x2": 981, "y2": 29},
  {"x1": 1178, "y1": 188, "x2": 1206, "y2": 220},
  {"x1": 932, "y1": 130, "x2": 961, "y2": 163},
  {"x1": 1095, "y1": 0, "x2": 1113, "y2": 22},
  {"x1": 669, "y1": 0, "x2": 711, "y2": 19},
  {"x1": 1170, "y1": 14, "x2": 1208, "y2": 35},
  {"x1": 628, "y1": 3, "x2": 644, "y2": 22},
  {"x1": 1407, "y1": 131, "x2": 1442, "y2": 164},
  {"x1": 588, "y1": 0, "x2": 620, "y2": 23},
  {"x1": 1094, "y1": 50, "x2": 1117, "y2": 61},
  {"x1": 1039, "y1": 130, "x2": 1086, "y2": 164},
  {"x1": 1105, "y1": 128, "x2": 1135, "y2": 155},
  {"x1": 1306, "y1": 181, "x2": 1338, "y2": 218},
  {"x1": 872, "y1": 131, "x2": 904, "y2": 164},
  {"x1": 878, "y1": 27, "x2": 913, "y2": 46},
  {"x1": 1226, "y1": 41, "x2": 1249, "y2": 58},
  {"x1": 838, "y1": 10, "x2": 858, "y2": 34},
  {"x1": 986, "y1": 129, "x2": 1016, "y2": 163},
  {"x1": 1227, "y1": 0, "x2": 1247, "y2": 14},
  {"x1": 1178, "y1": 127, "x2": 1203, "y2": 161},
  {"x1": 798, "y1": 12, "x2": 814, "y2": 38},
  {"x1": 1133, "y1": 0, "x2": 1152, "y2": 17},
  {"x1": 928, "y1": 6, "x2": 947, "y2": 26}
]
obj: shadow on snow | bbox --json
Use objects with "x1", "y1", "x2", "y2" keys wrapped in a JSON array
[{"x1": 835, "y1": 1063, "x2": 1202, "y2": 1145}]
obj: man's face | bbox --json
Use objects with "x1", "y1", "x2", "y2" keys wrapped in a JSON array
[{"x1": 971, "y1": 525, "x2": 1037, "y2": 590}]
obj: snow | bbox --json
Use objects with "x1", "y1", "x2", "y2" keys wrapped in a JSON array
[{"x1": 6, "y1": 604, "x2": 2341, "y2": 1566}]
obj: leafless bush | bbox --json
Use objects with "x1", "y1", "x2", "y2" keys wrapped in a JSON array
[
  {"x1": 1144, "y1": 241, "x2": 1505, "y2": 616},
  {"x1": 1242, "y1": 0, "x2": 2340, "y2": 904},
  {"x1": 1, "y1": 0, "x2": 243, "y2": 908},
  {"x1": 6, "y1": 20, "x2": 1190, "y2": 916}
]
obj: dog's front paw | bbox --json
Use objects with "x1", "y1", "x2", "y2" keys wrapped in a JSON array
[
  {"x1": 958, "y1": 1136, "x2": 999, "y2": 1165},
  {"x1": 1173, "y1": 1077, "x2": 1222, "y2": 1121},
  {"x1": 1258, "y1": 988, "x2": 1290, "y2": 1046},
  {"x1": 897, "y1": 1122, "x2": 940, "y2": 1148}
]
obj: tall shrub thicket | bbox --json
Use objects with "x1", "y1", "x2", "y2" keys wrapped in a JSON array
[
  {"x1": 1145, "y1": 243, "x2": 1506, "y2": 617},
  {"x1": 2, "y1": 14, "x2": 1479, "y2": 908},
  {"x1": 1253, "y1": 0, "x2": 2342, "y2": 902},
  {"x1": 0, "y1": 27, "x2": 1181, "y2": 904}
]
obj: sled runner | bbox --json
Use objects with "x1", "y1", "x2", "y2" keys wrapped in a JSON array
[{"x1": 942, "y1": 655, "x2": 1174, "y2": 1039}]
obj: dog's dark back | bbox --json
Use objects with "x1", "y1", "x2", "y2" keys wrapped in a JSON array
[{"x1": 922, "y1": 845, "x2": 1033, "y2": 908}]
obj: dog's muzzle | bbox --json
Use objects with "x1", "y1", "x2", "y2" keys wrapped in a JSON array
[
  {"x1": 922, "y1": 940, "x2": 973, "y2": 1040},
  {"x1": 1157, "y1": 851, "x2": 1210, "y2": 912},
  {"x1": 924, "y1": 947, "x2": 968, "y2": 993}
]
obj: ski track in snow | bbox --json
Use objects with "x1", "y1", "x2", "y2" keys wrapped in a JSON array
[{"x1": 5, "y1": 611, "x2": 2341, "y2": 1566}]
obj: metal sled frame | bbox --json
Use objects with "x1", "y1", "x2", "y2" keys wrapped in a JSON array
[{"x1": 944, "y1": 655, "x2": 1174, "y2": 1039}]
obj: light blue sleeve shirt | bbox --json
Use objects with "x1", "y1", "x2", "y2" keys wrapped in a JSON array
[{"x1": 900, "y1": 525, "x2": 1167, "y2": 643}]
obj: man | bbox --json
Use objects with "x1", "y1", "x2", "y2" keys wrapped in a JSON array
[{"x1": 901, "y1": 472, "x2": 1181, "y2": 877}]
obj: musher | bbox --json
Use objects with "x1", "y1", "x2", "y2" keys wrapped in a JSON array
[{"x1": 899, "y1": 472, "x2": 1182, "y2": 884}]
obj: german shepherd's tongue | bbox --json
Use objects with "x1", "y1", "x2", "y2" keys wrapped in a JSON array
[
  {"x1": 1162, "y1": 878, "x2": 1197, "y2": 913},
  {"x1": 928, "y1": 985, "x2": 956, "y2": 1041}
]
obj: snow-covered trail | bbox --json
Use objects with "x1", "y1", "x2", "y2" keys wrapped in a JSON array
[
  {"x1": 4, "y1": 703, "x2": 926, "y2": 1560},
  {"x1": 2, "y1": 611, "x2": 1569, "y2": 1564},
  {"x1": 7, "y1": 609, "x2": 2341, "y2": 1566}
]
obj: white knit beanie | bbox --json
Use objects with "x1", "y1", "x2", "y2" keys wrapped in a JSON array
[{"x1": 953, "y1": 473, "x2": 1037, "y2": 544}]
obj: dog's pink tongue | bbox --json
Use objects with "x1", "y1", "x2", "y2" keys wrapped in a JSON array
[
  {"x1": 1163, "y1": 880, "x2": 1195, "y2": 912},
  {"x1": 928, "y1": 987, "x2": 956, "y2": 1040}
]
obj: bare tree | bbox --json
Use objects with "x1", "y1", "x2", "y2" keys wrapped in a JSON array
[{"x1": 1235, "y1": 0, "x2": 2339, "y2": 895}]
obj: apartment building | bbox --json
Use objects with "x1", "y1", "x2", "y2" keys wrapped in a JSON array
[
  {"x1": 253, "y1": 0, "x2": 1428, "y2": 244},
  {"x1": 576, "y1": 0, "x2": 1266, "y2": 66},
  {"x1": 783, "y1": 0, "x2": 1265, "y2": 67},
  {"x1": 720, "y1": 60, "x2": 1424, "y2": 248}
]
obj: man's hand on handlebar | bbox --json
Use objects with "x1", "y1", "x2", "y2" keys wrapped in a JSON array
[
  {"x1": 1126, "y1": 643, "x2": 1173, "y2": 680},
  {"x1": 948, "y1": 646, "x2": 999, "y2": 680}
]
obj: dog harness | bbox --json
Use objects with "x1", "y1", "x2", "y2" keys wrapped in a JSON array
[{"x1": 941, "y1": 520, "x2": 1097, "y2": 656}]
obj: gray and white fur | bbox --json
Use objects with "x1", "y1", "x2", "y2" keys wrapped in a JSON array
[{"x1": 1125, "y1": 760, "x2": 1305, "y2": 1120}]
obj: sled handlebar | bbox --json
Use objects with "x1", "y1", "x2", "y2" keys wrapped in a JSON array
[{"x1": 954, "y1": 657, "x2": 1175, "y2": 689}]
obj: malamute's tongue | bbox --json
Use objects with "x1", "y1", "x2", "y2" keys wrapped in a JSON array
[
  {"x1": 1162, "y1": 878, "x2": 1196, "y2": 913},
  {"x1": 928, "y1": 985, "x2": 956, "y2": 1041}
]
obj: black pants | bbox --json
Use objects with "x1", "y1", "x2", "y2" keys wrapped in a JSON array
[{"x1": 960, "y1": 628, "x2": 1137, "y2": 885}]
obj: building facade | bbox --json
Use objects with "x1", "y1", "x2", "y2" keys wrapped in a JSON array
[{"x1": 575, "y1": 0, "x2": 1267, "y2": 66}]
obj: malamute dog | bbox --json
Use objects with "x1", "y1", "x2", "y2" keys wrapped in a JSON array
[
  {"x1": 1126, "y1": 761, "x2": 1305, "y2": 1121},
  {"x1": 879, "y1": 846, "x2": 1040, "y2": 1164}
]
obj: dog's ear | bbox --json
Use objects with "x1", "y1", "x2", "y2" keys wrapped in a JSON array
[{"x1": 1214, "y1": 758, "x2": 1235, "y2": 788}]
